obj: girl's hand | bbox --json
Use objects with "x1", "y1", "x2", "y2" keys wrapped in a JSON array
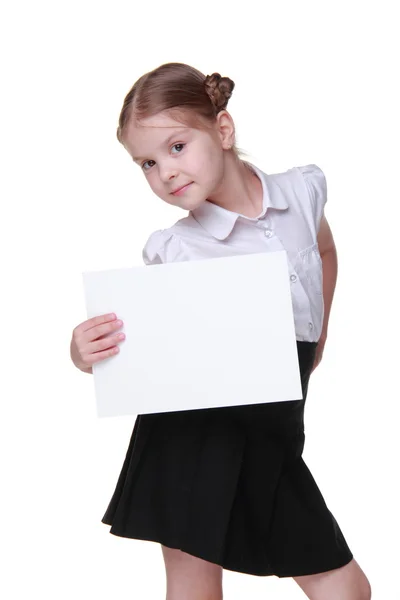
[
  {"x1": 70, "y1": 313, "x2": 125, "y2": 373},
  {"x1": 311, "y1": 335, "x2": 326, "y2": 373}
]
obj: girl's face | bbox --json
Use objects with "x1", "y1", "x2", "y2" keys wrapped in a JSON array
[{"x1": 123, "y1": 110, "x2": 233, "y2": 211}]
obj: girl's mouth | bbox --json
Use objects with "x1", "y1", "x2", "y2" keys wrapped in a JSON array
[{"x1": 171, "y1": 182, "x2": 193, "y2": 196}]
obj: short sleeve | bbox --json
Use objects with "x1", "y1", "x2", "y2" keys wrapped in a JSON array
[
  {"x1": 142, "y1": 229, "x2": 186, "y2": 265},
  {"x1": 297, "y1": 164, "x2": 327, "y2": 232}
]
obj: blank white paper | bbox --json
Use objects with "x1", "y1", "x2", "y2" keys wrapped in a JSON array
[{"x1": 82, "y1": 251, "x2": 302, "y2": 418}]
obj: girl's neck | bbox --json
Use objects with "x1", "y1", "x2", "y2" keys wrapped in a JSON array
[{"x1": 207, "y1": 154, "x2": 263, "y2": 218}]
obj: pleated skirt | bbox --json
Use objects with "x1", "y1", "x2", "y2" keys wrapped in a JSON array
[{"x1": 101, "y1": 341, "x2": 353, "y2": 577}]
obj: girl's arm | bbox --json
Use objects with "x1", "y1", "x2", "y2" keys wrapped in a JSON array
[{"x1": 317, "y1": 214, "x2": 338, "y2": 342}]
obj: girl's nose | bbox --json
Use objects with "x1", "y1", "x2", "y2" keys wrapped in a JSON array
[{"x1": 159, "y1": 163, "x2": 178, "y2": 183}]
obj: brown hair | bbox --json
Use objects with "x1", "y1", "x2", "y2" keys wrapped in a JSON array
[{"x1": 116, "y1": 62, "x2": 239, "y2": 155}]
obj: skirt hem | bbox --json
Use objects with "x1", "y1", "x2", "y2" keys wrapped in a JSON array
[{"x1": 101, "y1": 518, "x2": 353, "y2": 578}]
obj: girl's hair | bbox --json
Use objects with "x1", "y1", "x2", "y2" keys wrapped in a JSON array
[{"x1": 116, "y1": 62, "x2": 240, "y2": 155}]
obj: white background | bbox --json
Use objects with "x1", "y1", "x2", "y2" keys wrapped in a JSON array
[{"x1": 1, "y1": 0, "x2": 399, "y2": 598}]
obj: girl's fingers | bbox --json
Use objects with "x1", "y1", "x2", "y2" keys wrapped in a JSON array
[
  {"x1": 86, "y1": 318, "x2": 124, "y2": 343},
  {"x1": 82, "y1": 344, "x2": 121, "y2": 366},
  {"x1": 88, "y1": 332, "x2": 125, "y2": 354},
  {"x1": 73, "y1": 313, "x2": 117, "y2": 336},
  {"x1": 79, "y1": 333, "x2": 125, "y2": 367},
  {"x1": 71, "y1": 314, "x2": 124, "y2": 369},
  {"x1": 73, "y1": 316, "x2": 123, "y2": 347}
]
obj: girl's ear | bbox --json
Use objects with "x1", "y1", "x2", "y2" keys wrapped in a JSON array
[{"x1": 216, "y1": 110, "x2": 236, "y2": 150}]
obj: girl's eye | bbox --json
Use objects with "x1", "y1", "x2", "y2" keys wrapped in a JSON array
[
  {"x1": 142, "y1": 160, "x2": 155, "y2": 171},
  {"x1": 171, "y1": 143, "x2": 185, "y2": 154}
]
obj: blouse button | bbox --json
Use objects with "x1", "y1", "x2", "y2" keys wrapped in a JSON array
[
  {"x1": 290, "y1": 274, "x2": 297, "y2": 282},
  {"x1": 264, "y1": 229, "x2": 272, "y2": 238},
  {"x1": 309, "y1": 322, "x2": 314, "y2": 329}
]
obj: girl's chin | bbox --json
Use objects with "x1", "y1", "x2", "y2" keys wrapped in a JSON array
[
  {"x1": 167, "y1": 196, "x2": 207, "y2": 211},
  {"x1": 181, "y1": 198, "x2": 207, "y2": 211}
]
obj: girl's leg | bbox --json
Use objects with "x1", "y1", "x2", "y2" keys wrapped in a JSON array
[
  {"x1": 293, "y1": 558, "x2": 371, "y2": 600},
  {"x1": 161, "y1": 545, "x2": 223, "y2": 600}
]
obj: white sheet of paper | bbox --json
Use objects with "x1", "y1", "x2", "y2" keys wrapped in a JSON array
[{"x1": 82, "y1": 251, "x2": 302, "y2": 418}]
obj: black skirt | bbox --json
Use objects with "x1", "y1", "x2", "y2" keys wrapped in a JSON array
[{"x1": 101, "y1": 341, "x2": 353, "y2": 577}]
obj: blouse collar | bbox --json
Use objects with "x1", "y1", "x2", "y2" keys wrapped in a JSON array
[{"x1": 191, "y1": 162, "x2": 289, "y2": 241}]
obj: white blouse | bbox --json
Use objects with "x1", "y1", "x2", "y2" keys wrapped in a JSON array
[{"x1": 143, "y1": 163, "x2": 327, "y2": 343}]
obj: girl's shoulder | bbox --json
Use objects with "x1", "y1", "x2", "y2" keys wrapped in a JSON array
[
  {"x1": 254, "y1": 162, "x2": 328, "y2": 223},
  {"x1": 292, "y1": 164, "x2": 327, "y2": 205},
  {"x1": 292, "y1": 164, "x2": 328, "y2": 227},
  {"x1": 293, "y1": 163, "x2": 325, "y2": 179},
  {"x1": 252, "y1": 161, "x2": 327, "y2": 209},
  {"x1": 142, "y1": 215, "x2": 199, "y2": 265}
]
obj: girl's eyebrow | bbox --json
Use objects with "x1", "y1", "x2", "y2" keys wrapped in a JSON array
[{"x1": 132, "y1": 128, "x2": 189, "y2": 162}]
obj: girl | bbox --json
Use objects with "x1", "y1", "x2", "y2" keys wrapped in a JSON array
[{"x1": 70, "y1": 63, "x2": 371, "y2": 600}]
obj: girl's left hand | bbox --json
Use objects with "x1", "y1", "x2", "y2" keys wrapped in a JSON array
[{"x1": 311, "y1": 335, "x2": 327, "y2": 373}]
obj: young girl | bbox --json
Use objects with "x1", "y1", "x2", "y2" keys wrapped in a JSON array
[{"x1": 70, "y1": 63, "x2": 371, "y2": 599}]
